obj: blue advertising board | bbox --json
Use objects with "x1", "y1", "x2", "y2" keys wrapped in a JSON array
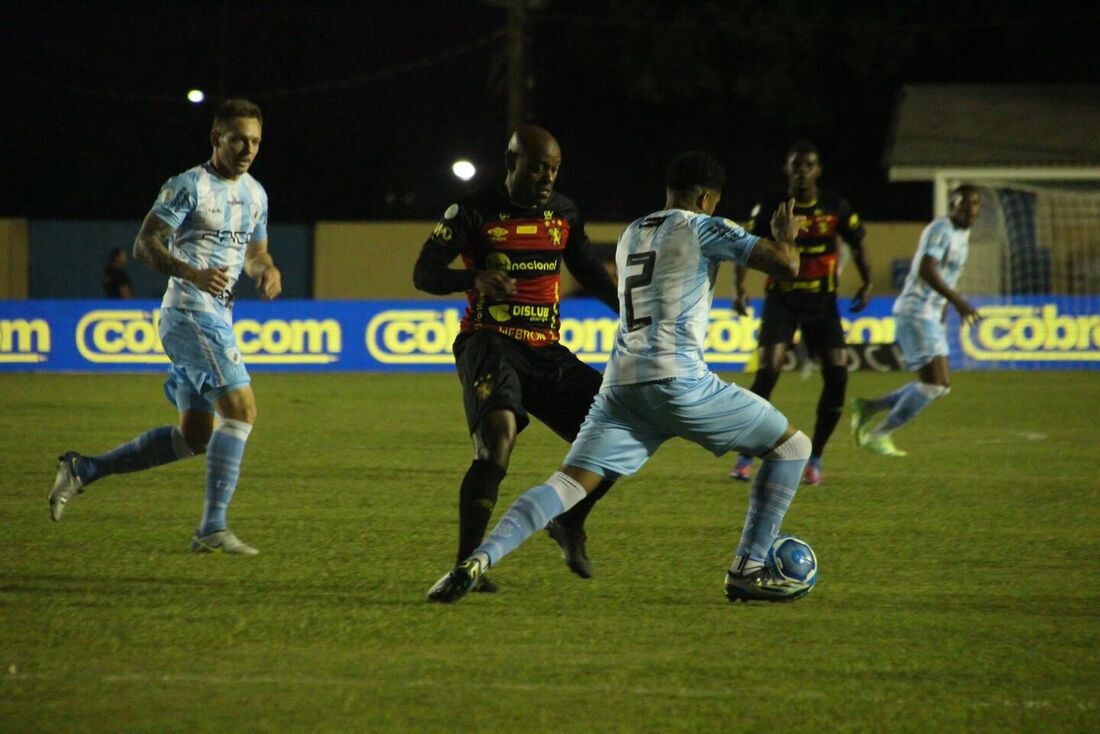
[{"x1": 1, "y1": 297, "x2": 1097, "y2": 373}]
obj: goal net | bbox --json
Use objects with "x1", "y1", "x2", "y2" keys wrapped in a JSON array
[{"x1": 965, "y1": 182, "x2": 1100, "y2": 296}]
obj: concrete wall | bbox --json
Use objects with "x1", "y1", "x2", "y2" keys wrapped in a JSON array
[
  {"x1": 313, "y1": 220, "x2": 927, "y2": 300},
  {"x1": 0, "y1": 219, "x2": 29, "y2": 298},
  {"x1": 26, "y1": 220, "x2": 313, "y2": 299},
  {"x1": 12, "y1": 218, "x2": 927, "y2": 301}
]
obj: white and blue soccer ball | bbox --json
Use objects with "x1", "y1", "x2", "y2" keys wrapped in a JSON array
[{"x1": 768, "y1": 535, "x2": 818, "y2": 591}]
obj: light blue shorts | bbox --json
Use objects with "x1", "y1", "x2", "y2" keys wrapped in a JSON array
[
  {"x1": 159, "y1": 307, "x2": 250, "y2": 413},
  {"x1": 564, "y1": 372, "x2": 789, "y2": 480},
  {"x1": 895, "y1": 314, "x2": 948, "y2": 371}
]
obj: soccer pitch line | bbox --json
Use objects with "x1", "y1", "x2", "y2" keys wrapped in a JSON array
[
  {"x1": 970, "y1": 429, "x2": 1048, "y2": 444},
  {"x1": 6, "y1": 671, "x2": 1097, "y2": 711}
]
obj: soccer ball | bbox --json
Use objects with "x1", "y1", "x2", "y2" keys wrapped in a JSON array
[{"x1": 768, "y1": 535, "x2": 818, "y2": 591}]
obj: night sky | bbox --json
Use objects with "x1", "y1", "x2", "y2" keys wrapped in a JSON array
[{"x1": 2, "y1": 1, "x2": 1097, "y2": 224}]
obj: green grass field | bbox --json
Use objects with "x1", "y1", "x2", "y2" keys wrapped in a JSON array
[{"x1": 2, "y1": 370, "x2": 1098, "y2": 732}]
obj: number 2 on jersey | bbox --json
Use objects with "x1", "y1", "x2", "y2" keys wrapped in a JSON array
[{"x1": 624, "y1": 251, "x2": 656, "y2": 331}]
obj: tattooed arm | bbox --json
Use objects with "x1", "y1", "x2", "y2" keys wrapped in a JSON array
[{"x1": 132, "y1": 212, "x2": 229, "y2": 296}]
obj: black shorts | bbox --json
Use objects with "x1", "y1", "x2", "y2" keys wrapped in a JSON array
[
  {"x1": 453, "y1": 330, "x2": 603, "y2": 439},
  {"x1": 757, "y1": 292, "x2": 847, "y2": 353}
]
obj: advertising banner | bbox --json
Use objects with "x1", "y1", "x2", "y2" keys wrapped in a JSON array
[{"x1": 1, "y1": 297, "x2": 1097, "y2": 373}]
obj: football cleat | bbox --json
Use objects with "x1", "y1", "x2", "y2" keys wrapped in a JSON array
[
  {"x1": 726, "y1": 535, "x2": 817, "y2": 603},
  {"x1": 861, "y1": 434, "x2": 908, "y2": 457},
  {"x1": 426, "y1": 557, "x2": 486, "y2": 604},
  {"x1": 471, "y1": 574, "x2": 498, "y2": 593},
  {"x1": 191, "y1": 529, "x2": 260, "y2": 555},
  {"x1": 724, "y1": 566, "x2": 812, "y2": 603},
  {"x1": 48, "y1": 451, "x2": 86, "y2": 522},
  {"x1": 546, "y1": 518, "x2": 592, "y2": 579},
  {"x1": 802, "y1": 462, "x2": 823, "y2": 486},
  {"x1": 729, "y1": 455, "x2": 754, "y2": 482},
  {"x1": 849, "y1": 398, "x2": 872, "y2": 447}
]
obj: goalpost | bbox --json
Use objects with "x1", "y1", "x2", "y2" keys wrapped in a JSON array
[{"x1": 933, "y1": 170, "x2": 1100, "y2": 297}]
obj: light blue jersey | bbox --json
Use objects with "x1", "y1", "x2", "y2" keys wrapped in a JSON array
[
  {"x1": 602, "y1": 209, "x2": 758, "y2": 386},
  {"x1": 150, "y1": 162, "x2": 269, "y2": 322},
  {"x1": 893, "y1": 217, "x2": 970, "y2": 320}
]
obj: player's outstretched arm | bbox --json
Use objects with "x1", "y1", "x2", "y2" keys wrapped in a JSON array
[
  {"x1": 745, "y1": 199, "x2": 801, "y2": 279},
  {"x1": 563, "y1": 230, "x2": 619, "y2": 314},
  {"x1": 848, "y1": 242, "x2": 873, "y2": 312},
  {"x1": 133, "y1": 212, "x2": 229, "y2": 296},
  {"x1": 918, "y1": 255, "x2": 979, "y2": 324},
  {"x1": 245, "y1": 239, "x2": 282, "y2": 300},
  {"x1": 732, "y1": 264, "x2": 749, "y2": 315}
]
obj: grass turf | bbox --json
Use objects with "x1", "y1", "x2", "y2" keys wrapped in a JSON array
[{"x1": 2, "y1": 371, "x2": 1098, "y2": 732}]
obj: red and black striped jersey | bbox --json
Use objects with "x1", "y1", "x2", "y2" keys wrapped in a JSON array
[
  {"x1": 748, "y1": 192, "x2": 866, "y2": 299},
  {"x1": 414, "y1": 186, "x2": 617, "y2": 347}
]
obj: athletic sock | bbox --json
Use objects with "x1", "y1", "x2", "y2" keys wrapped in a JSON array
[
  {"x1": 457, "y1": 459, "x2": 506, "y2": 562},
  {"x1": 871, "y1": 383, "x2": 935, "y2": 437},
  {"x1": 475, "y1": 473, "x2": 587, "y2": 568},
  {"x1": 80, "y1": 426, "x2": 193, "y2": 485},
  {"x1": 554, "y1": 478, "x2": 611, "y2": 532},
  {"x1": 198, "y1": 419, "x2": 252, "y2": 537},
  {"x1": 865, "y1": 382, "x2": 915, "y2": 416},
  {"x1": 734, "y1": 433, "x2": 809, "y2": 564},
  {"x1": 811, "y1": 365, "x2": 847, "y2": 457}
]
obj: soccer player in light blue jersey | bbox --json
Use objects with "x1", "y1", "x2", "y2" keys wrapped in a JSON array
[
  {"x1": 851, "y1": 185, "x2": 981, "y2": 456},
  {"x1": 427, "y1": 151, "x2": 818, "y2": 604},
  {"x1": 48, "y1": 99, "x2": 282, "y2": 555}
]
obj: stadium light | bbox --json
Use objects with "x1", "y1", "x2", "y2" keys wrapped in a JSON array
[
  {"x1": 187, "y1": 89, "x2": 206, "y2": 104},
  {"x1": 452, "y1": 159, "x2": 476, "y2": 181}
]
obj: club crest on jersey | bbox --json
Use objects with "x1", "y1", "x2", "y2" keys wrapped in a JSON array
[
  {"x1": 548, "y1": 227, "x2": 562, "y2": 246},
  {"x1": 433, "y1": 222, "x2": 454, "y2": 242},
  {"x1": 474, "y1": 374, "x2": 494, "y2": 400},
  {"x1": 486, "y1": 252, "x2": 510, "y2": 271}
]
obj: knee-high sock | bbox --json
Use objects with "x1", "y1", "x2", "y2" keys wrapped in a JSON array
[
  {"x1": 735, "y1": 431, "x2": 810, "y2": 563},
  {"x1": 457, "y1": 459, "x2": 506, "y2": 562},
  {"x1": 554, "y1": 478, "x2": 612, "y2": 531},
  {"x1": 475, "y1": 472, "x2": 588, "y2": 568},
  {"x1": 811, "y1": 365, "x2": 848, "y2": 458},
  {"x1": 864, "y1": 382, "x2": 913, "y2": 416},
  {"x1": 871, "y1": 382, "x2": 945, "y2": 437},
  {"x1": 199, "y1": 419, "x2": 252, "y2": 536},
  {"x1": 737, "y1": 367, "x2": 781, "y2": 462},
  {"x1": 80, "y1": 426, "x2": 193, "y2": 486}
]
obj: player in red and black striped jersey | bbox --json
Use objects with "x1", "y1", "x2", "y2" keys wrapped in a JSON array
[
  {"x1": 730, "y1": 141, "x2": 873, "y2": 486},
  {"x1": 414, "y1": 125, "x2": 618, "y2": 590}
]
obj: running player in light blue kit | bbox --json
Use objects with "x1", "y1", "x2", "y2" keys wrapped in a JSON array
[
  {"x1": 851, "y1": 185, "x2": 981, "y2": 456},
  {"x1": 48, "y1": 99, "x2": 282, "y2": 555},
  {"x1": 427, "y1": 151, "x2": 816, "y2": 604}
]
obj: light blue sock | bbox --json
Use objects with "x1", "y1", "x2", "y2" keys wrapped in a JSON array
[
  {"x1": 865, "y1": 382, "x2": 916, "y2": 415},
  {"x1": 199, "y1": 419, "x2": 252, "y2": 536},
  {"x1": 475, "y1": 483, "x2": 565, "y2": 568},
  {"x1": 80, "y1": 426, "x2": 192, "y2": 485},
  {"x1": 736, "y1": 456, "x2": 805, "y2": 562},
  {"x1": 873, "y1": 384, "x2": 934, "y2": 435}
]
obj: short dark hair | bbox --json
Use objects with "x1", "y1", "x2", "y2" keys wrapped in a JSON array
[
  {"x1": 950, "y1": 184, "x2": 980, "y2": 203},
  {"x1": 666, "y1": 151, "x2": 725, "y2": 194},
  {"x1": 213, "y1": 99, "x2": 263, "y2": 131},
  {"x1": 787, "y1": 140, "x2": 819, "y2": 160}
]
